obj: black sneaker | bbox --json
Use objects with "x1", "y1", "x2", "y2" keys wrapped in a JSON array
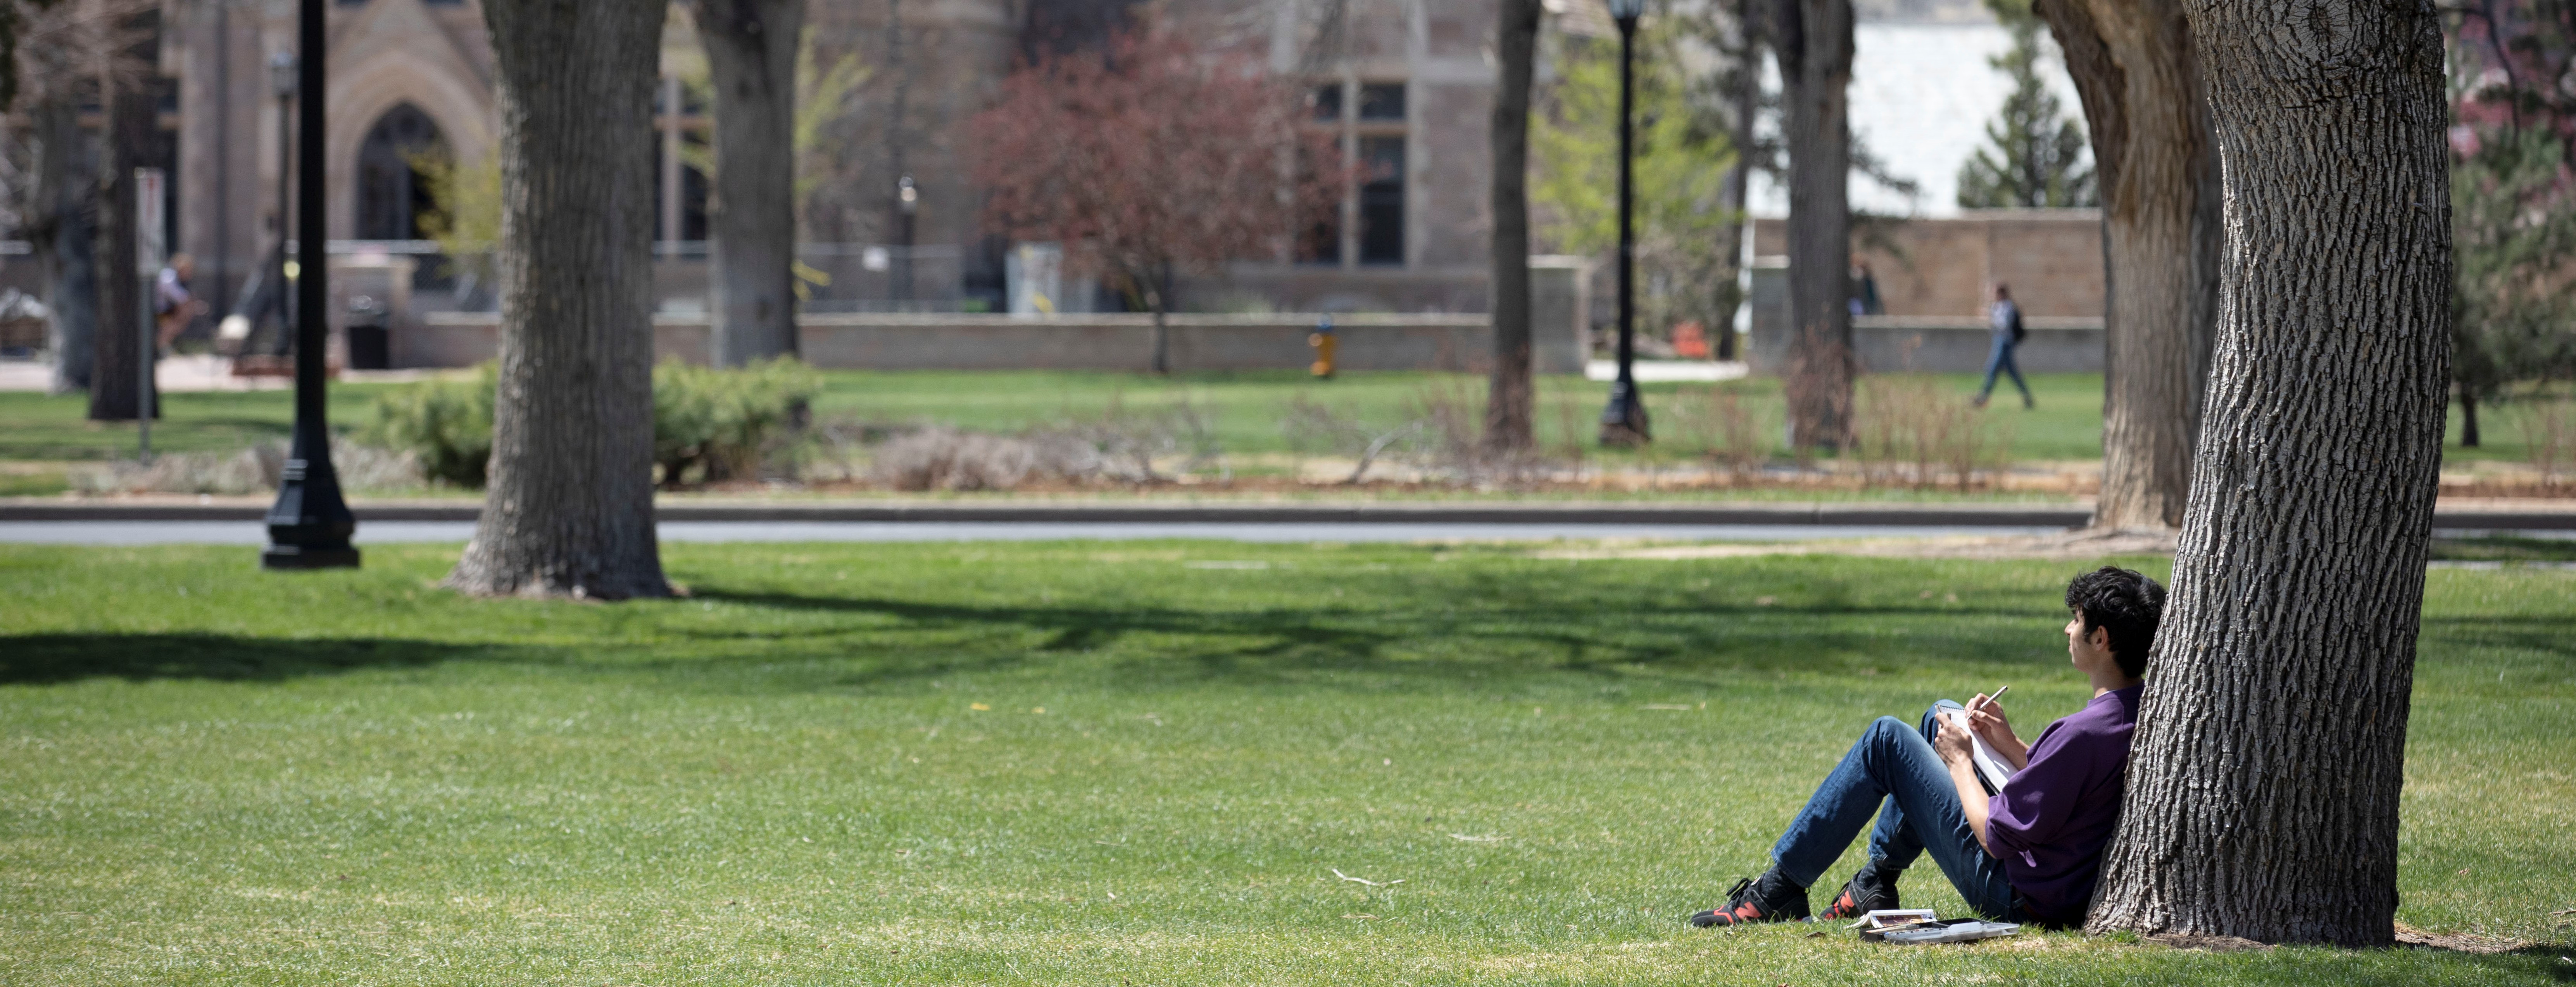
[
  {"x1": 1815, "y1": 863, "x2": 1900, "y2": 921},
  {"x1": 1687, "y1": 870, "x2": 1810, "y2": 927}
]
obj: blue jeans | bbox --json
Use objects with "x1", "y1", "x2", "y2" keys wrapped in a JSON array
[
  {"x1": 1977, "y1": 335, "x2": 2031, "y2": 403},
  {"x1": 1768, "y1": 701, "x2": 2021, "y2": 920}
]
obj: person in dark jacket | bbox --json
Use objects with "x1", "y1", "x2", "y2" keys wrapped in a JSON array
[
  {"x1": 1688, "y1": 567, "x2": 2162, "y2": 930},
  {"x1": 1974, "y1": 281, "x2": 2033, "y2": 409}
]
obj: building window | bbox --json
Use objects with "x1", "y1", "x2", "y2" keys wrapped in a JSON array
[
  {"x1": 355, "y1": 104, "x2": 446, "y2": 240},
  {"x1": 1298, "y1": 80, "x2": 1405, "y2": 267},
  {"x1": 1358, "y1": 83, "x2": 1405, "y2": 121},
  {"x1": 1357, "y1": 135, "x2": 1404, "y2": 265},
  {"x1": 1309, "y1": 84, "x2": 1342, "y2": 123}
]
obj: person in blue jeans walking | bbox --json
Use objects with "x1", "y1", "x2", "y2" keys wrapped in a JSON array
[
  {"x1": 1973, "y1": 281, "x2": 2034, "y2": 409},
  {"x1": 1689, "y1": 567, "x2": 2161, "y2": 930}
]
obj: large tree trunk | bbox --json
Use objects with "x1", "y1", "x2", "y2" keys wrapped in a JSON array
[
  {"x1": 693, "y1": 0, "x2": 805, "y2": 366},
  {"x1": 1773, "y1": 0, "x2": 1853, "y2": 450},
  {"x1": 2035, "y1": 0, "x2": 2220, "y2": 531},
  {"x1": 30, "y1": 97, "x2": 99, "y2": 395},
  {"x1": 1484, "y1": 0, "x2": 1538, "y2": 453},
  {"x1": 1715, "y1": 0, "x2": 1762, "y2": 364},
  {"x1": 88, "y1": 53, "x2": 158, "y2": 422},
  {"x1": 2457, "y1": 381, "x2": 2481, "y2": 447},
  {"x1": 449, "y1": 0, "x2": 671, "y2": 600},
  {"x1": 2084, "y1": 0, "x2": 2451, "y2": 946}
]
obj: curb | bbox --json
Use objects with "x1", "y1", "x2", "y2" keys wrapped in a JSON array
[{"x1": 5, "y1": 500, "x2": 2572, "y2": 530}]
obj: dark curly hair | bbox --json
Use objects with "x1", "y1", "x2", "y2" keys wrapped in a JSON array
[{"x1": 2064, "y1": 566, "x2": 2165, "y2": 678}]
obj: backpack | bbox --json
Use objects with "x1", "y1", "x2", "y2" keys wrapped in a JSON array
[{"x1": 2007, "y1": 304, "x2": 2026, "y2": 345}]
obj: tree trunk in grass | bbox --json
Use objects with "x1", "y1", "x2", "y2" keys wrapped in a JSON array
[
  {"x1": 449, "y1": 0, "x2": 671, "y2": 600},
  {"x1": 2034, "y1": 0, "x2": 2219, "y2": 531},
  {"x1": 1773, "y1": 0, "x2": 1853, "y2": 450},
  {"x1": 31, "y1": 97, "x2": 99, "y2": 396},
  {"x1": 2457, "y1": 382, "x2": 2480, "y2": 447},
  {"x1": 1485, "y1": 0, "x2": 1539, "y2": 452},
  {"x1": 694, "y1": 0, "x2": 805, "y2": 366},
  {"x1": 1716, "y1": 0, "x2": 1762, "y2": 364},
  {"x1": 88, "y1": 52, "x2": 158, "y2": 422},
  {"x1": 2084, "y1": 0, "x2": 2450, "y2": 946}
]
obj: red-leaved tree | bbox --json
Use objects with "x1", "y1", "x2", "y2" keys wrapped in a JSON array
[{"x1": 968, "y1": 27, "x2": 1345, "y2": 373}]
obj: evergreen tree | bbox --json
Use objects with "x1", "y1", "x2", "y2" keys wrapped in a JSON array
[
  {"x1": 1956, "y1": 21, "x2": 2095, "y2": 209},
  {"x1": 2449, "y1": 129, "x2": 2576, "y2": 447}
]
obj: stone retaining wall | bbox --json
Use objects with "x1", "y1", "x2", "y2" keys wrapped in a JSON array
[
  {"x1": 399, "y1": 258, "x2": 1594, "y2": 375},
  {"x1": 407, "y1": 311, "x2": 1594, "y2": 375}
]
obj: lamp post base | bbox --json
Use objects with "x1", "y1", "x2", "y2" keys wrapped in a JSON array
[
  {"x1": 1598, "y1": 381, "x2": 1652, "y2": 447},
  {"x1": 261, "y1": 544, "x2": 361, "y2": 570}
]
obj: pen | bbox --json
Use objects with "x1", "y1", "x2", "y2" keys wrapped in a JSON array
[{"x1": 1971, "y1": 684, "x2": 2010, "y2": 714}]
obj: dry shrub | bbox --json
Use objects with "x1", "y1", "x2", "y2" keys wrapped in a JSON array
[
  {"x1": 1283, "y1": 395, "x2": 1423, "y2": 484},
  {"x1": 1668, "y1": 387, "x2": 1770, "y2": 485},
  {"x1": 1852, "y1": 374, "x2": 2014, "y2": 491},
  {"x1": 1282, "y1": 383, "x2": 1561, "y2": 488},
  {"x1": 1549, "y1": 390, "x2": 1593, "y2": 480},
  {"x1": 1782, "y1": 326, "x2": 1856, "y2": 458},
  {"x1": 1043, "y1": 396, "x2": 1227, "y2": 484},
  {"x1": 871, "y1": 427, "x2": 1045, "y2": 491},
  {"x1": 871, "y1": 397, "x2": 1228, "y2": 492},
  {"x1": 73, "y1": 439, "x2": 421, "y2": 495},
  {"x1": 2519, "y1": 395, "x2": 2576, "y2": 491},
  {"x1": 1405, "y1": 377, "x2": 1568, "y2": 487}
]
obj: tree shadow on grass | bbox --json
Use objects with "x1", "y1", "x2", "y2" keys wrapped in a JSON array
[
  {"x1": 0, "y1": 634, "x2": 497, "y2": 685},
  {"x1": 2419, "y1": 615, "x2": 2576, "y2": 664},
  {"x1": 684, "y1": 588, "x2": 2050, "y2": 691}
]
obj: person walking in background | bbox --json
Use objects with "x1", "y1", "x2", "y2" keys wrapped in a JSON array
[
  {"x1": 1849, "y1": 255, "x2": 1883, "y2": 317},
  {"x1": 1974, "y1": 281, "x2": 2032, "y2": 409},
  {"x1": 154, "y1": 254, "x2": 206, "y2": 354}
]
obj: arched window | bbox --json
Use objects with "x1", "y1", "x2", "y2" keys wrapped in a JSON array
[{"x1": 356, "y1": 104, "x2": 447, "y2": 241}]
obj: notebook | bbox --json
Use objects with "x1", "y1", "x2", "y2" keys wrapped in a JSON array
[{"x1": 1937, "y1": 706, "x2": 2019, "y2": 792}]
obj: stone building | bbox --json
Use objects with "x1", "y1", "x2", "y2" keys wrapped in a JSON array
[{"x1": 150, "y1": 0, "x2": 1545, "y2": 322}]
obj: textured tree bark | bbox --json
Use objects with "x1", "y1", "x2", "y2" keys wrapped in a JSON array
[
  {"x1": 1772, "y1": 0, "x2": 1853, "y2": 449},
  {"x1": 2084, "y1": 0, "x2": 2451, "y2": 946},
  {"x1": 31, "y1": 97, "x2": 99, "y2": 395},
  {"x1": 449, "y1": 0, "x2": 671, "y2": 600},
  {"x1": 1483, "y1": 0, "x2": 1539, "y2": 452},
  {"x1": 87, "y1": 62, "x2": 157, "y2": 422},
  {"x1": 2035, "y1": 0, "x2": 2220, "y2": 531},
  {"x1": 694, "y1": 0, "x2": 805, "y2": 366}
]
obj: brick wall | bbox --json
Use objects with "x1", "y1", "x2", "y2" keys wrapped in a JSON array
[
  {"x1": 1747, "y1": 209, "x2": 2105, "y2": 374},
  {"x1": 1751, "y1": 209, "x2": 2105, "y2": 318}
]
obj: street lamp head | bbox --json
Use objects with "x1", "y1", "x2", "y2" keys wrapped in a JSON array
[
  {"x1": 269, "y1": 52, "x2": 297, "y2": 99},
  {"x1": 1605, "y1": 0, "x2": 1647, "y2": 25},
  {"x1": 898, "y1": 175, "x2": 918, "y2": 215}
]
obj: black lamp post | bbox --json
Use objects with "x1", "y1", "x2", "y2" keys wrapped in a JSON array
[
  {"x1": 1597, "y1": 0, "x2": 1651, "y2": 446},
  {"x1": 262, "y1": 0, "x2": 357, "y2": 570}
]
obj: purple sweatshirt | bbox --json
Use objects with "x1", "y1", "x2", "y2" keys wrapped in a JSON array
[{"x1": 1986, "y1": 685, "x2": 2141, "y2": 926}]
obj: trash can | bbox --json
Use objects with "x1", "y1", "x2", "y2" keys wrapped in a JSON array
[{"x1": 345, "y1": 294, "x2": 390, "y2": 370}]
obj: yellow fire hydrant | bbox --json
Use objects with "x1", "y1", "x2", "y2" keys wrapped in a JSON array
[{"x1": 1308, "y1": 316, "x2": 1337, "y2": 379}]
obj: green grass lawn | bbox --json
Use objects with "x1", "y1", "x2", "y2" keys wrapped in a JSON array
[
  {"x1": 0, "y1": 386, "x2": 393, "y2": 462},
  {"x1": 2, "y1": 542, "x2": 2569, "y2": 984}
]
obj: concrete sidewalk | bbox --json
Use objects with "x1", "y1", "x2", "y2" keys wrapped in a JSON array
[{"x1": 0, "y1": 355, "x2": 452, "y2": 393}]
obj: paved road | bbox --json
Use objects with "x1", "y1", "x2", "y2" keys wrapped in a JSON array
[{"x1": 0, "y1": 520, "x2": 2082, "y2": 546}]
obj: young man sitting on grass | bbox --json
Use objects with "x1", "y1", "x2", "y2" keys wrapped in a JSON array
[{"x1": 1690, "y1": 566, "x2": 2162, "y2": 930}]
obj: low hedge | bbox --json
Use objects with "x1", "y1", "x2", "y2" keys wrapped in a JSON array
[{"x1": 366, "y1": 357, "x2": 821, "y2": 488}]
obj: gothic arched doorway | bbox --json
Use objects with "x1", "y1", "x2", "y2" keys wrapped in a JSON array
[{"x1": 355, "y1": 104, "x2": 447, "y2": 241}]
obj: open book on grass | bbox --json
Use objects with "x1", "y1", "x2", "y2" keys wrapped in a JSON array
[{"x1": 1937, "y1": 707, "x2": 2018, "y2": 792}]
